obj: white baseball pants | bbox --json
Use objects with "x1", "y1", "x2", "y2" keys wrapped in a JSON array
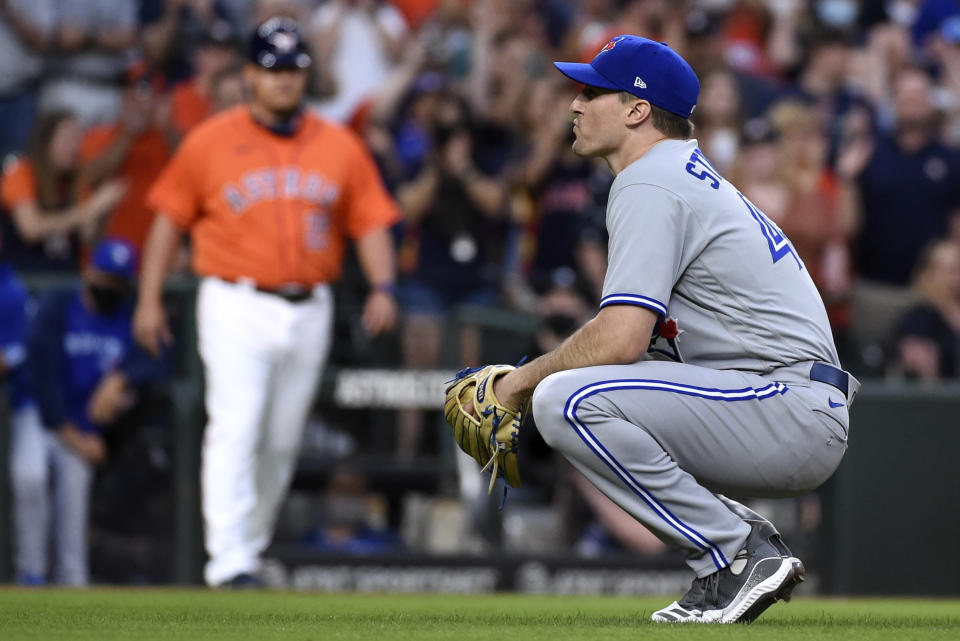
[{"x1": 197, "y1": 277, "x2": 333, "y2": 586}]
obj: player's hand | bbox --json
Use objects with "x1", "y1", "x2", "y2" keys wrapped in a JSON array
[
  {"x1": 462, "y1": 369, "x2": 524, "y2": 419},
  {"x1": 78, "y1": 432, "x2": 107, "y2": 465},
  {"x1": 57, "y1": 422, "x2": 107, "y2": 465},
  {"x1": 361, "y1": 290, "x2": 397, "y2": 336},
  {"x1": 491, "y1": 371, "x2": 525, "y2": 413},
  {"x1": 88, "y1": 371, "x2": 135, "y2": 425},
  {"x1": 134, "y1": 300, "x2": 173, "y2": 357}
]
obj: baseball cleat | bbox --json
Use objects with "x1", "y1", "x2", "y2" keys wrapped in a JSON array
[{"x1": 651, "y1": 524, "x2": 805, "y2": 624}]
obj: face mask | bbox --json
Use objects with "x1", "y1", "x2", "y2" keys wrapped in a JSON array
[
  {"x1": 817, "y1": 0, "x2": 858, "y2": 28},
  {"x1": 87, "y1": 284, "x2": 127, "y2": 315}
]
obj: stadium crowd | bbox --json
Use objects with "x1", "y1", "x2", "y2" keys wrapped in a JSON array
[{"x1": 2, "y1": 0, "x2": 960, "y2": 584}]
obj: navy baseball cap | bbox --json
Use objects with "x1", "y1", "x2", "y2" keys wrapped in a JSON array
[
  {"x1": 554, "y1": 35, "x2": 700, "y2": 118},
  {"x1": 91, "y1": 238, "x2": 137, "y2": 280},
  {"x1": 249, "y1": 17, "x2": 311, "y2": 70}
]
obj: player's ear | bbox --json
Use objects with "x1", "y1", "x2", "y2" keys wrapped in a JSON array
[{"x1": 626, "y1": 100, "x2": 651, "y2": 127}]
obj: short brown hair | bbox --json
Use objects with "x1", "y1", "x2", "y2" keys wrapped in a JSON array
[{"x1": 619, "y1": 91, "x2": 694, "y2": 139}]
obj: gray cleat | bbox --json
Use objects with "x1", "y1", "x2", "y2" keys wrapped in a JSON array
[{"x1": 651, "y1": 523, "x2": 804, "y2": 624}]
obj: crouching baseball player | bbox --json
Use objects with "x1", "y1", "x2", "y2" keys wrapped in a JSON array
[{"x1": 444, "y1": 35, "x2": 858, "y2": 624}]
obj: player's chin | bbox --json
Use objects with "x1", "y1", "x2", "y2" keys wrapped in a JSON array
[
  {"x1": 570, "y1": 136, "x2": 591, "y2": 157},
  {"x1": 266, "y1": 96, "x2": 302, "y2": 113}
]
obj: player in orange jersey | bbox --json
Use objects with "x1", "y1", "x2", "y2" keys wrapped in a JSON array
[{"x1": 134, "y1": 17, "x2": 400, "y2": 587}]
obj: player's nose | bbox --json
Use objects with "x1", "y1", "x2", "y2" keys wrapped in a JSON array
[{"x1": 569, "y1": 96, "x2": 584, "y2": 116}]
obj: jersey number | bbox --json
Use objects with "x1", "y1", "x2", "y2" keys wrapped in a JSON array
[
  {"x1": 737, "y1": 192, "x2": 803, "y2": 269},
  {"x1": 685, "y1": 148, "x2": 802, "y2": 270},
  {"x1": 305, "y1": 211, "x2": 329, "y2": 251}
]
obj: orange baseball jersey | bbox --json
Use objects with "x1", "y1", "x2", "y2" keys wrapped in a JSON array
[
  {"x1": 146, "y1": 106, "x2": 400, "y2": 287},
  {"x1": 1, "y1": 157, "x2": 38, "y2": 212},
  {"x1": 80, "y1": 125, "x2": 171, "y2": 252}
]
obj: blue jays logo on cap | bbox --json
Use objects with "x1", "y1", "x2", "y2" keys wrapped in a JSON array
[
  {"x1": 91, "y1": 238, "x2": 137, "y2": 280},
  {"x1": 553, "y1": 34, "x2": 700, "y2": 118},
  {"x1": 599, "y1": 36, "x2": 625, "y2": 53}
]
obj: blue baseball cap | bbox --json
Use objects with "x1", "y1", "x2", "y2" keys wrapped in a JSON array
[
  {"x1": 91, "y1": 238, "x2": 137, "y2": 280},
  {"x1": 554, "y1": 35, "x2": 700, "y2": 118},
  {"x1": 249, "y1": 17, "x2": 311, "y2": 70}
]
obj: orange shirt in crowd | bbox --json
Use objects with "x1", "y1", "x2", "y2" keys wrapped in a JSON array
[
  {"x1": 146, "y1": 106, "x2": 400, "y2": 288},
  {"x1": 389, "y1": 0, "x2": 438, "y2": 30},
  {"x1": 80, "y1": 126, "x2": 171, "y2": 253},
  {"x1": 1, "y1": 158, "x2": 38, "y2": 213},
  {"x1": 171, "y1": 81, "x2": 213, "y2": 137}
]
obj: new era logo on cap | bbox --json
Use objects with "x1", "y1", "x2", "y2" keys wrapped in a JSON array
[{"x1": 553, "y1": 34, "x2": 699, "y2": 118}]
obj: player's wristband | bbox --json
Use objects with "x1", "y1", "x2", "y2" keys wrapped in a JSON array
[{"x1": 373, "y1": 282, "x2": 398, "y2": 297}]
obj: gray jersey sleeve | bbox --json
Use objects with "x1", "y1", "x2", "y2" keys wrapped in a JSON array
[{"x1": 601, "y1": 183, "x2": 692, "y2": 318}]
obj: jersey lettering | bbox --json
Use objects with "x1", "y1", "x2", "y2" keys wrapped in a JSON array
[
  {"x1": 737, "y1": 192, "x2": 803, "y2": 270},
  {"x1": 64, "y1": 332, "x2": 124, "y2": 370},
  {"x1": 685, "y1": 148, "x2": 721, "y2": 190},
  {"x1": 221, "y1": 168, "x2": 341, "y2": 214}
]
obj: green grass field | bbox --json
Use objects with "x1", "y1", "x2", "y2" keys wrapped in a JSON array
[{"x1": 1, "y1": 589, "x2": 958, "y2": 640}]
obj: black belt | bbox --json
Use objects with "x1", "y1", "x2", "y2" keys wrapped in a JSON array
[
  {"x1": 809, "y1": 363, "x2": 849, "y2": 397},
  {"x1": 257, "y1": 284, "x2": 313, "y2": 303},
  {"x1": 223, "y1": 278, "x2": 314, "y2": 303}
]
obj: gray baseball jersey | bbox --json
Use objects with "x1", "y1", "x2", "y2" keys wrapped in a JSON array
[
  {"x1": 531, "y1": 139, "x2": 856, "y2": 579},
  {"x1": 601, "y1": 138, "x2": 839, "y2": 371}
]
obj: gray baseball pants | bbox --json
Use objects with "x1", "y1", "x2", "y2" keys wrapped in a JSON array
[
  {"x1": 10, "y1": 404, "x2": 93, "y2": 585},
  {"x1": 532, "y1": 360, "x2": 856, "y2": 578}
]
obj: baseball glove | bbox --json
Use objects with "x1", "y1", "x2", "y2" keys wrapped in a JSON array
[{"x1": 444, "y1": 364, "x2": 523, "y2": 493}]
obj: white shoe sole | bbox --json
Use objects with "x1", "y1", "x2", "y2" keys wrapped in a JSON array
[
  {"x1": 712, "y1": 556, "x2": 805, "y2": 624},
  {"x1": 651, "y1": 557, "x2": 804, "y2": 624}
]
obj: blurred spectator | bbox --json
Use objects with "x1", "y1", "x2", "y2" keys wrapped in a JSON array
[
  {"x1": 78, "y1": 66, "x2": 173, "y2": 256},
  {"x1": 1, "y1": 111, "x2": 126, "y2": 272},
  {"x1": 784, "y1": 28, "x2": 874, "y2": 167},
  {"x1": 692, "y1": 67, "x2": 744, "y2": 174},
  {"x1": 853, "y1": 17, "x2": 912, "y2": 126},
  {"x1": 394, "y1": 93, "x2": 508, "y2": 459},
  {"x1": 766, "y1": 99, "x2": 856, "y2": 335},
  {"x1": 732, "y1": 116, "x2": 784, "y2": 213},
  {"x1": 0, "y1": 0, "x2": 56, "y2": 160},
  {"x1": 506, "y1": 76, "x2": 606, "y2": 309},
  {"x1": 19, "y1": 238, "x2": 167, "y2": 586},
  {"x1": 411, "y1": 0, "x2": 473, "y2": 79},
  {"x1": 927, "y1": 14, "x2": 960, "y2": 146},
  {"x1": 307, "y1": 0, "x2": 409, "y2": 123},
  {"x1": 209, "y1": 62, "x2": 247, "y2": 112},
  {"x1": 851, "y1": 67, "x2": 960, "y2": 286},
  {"x1": 38, "y1": 0, "x2": 138, "y2": 125},
  {"x1": 466, "y1": 1, "x2": 545, "y2": 129},
  {"x1": 298, "y1": 467, "x2": 402, "y2": 554},
  {"x1": 391, "y1": 0, "x2": 438, "y2": 31},
  {"x1": 560, "y1": 0, "x2": 617, "y2": 62},
  {"x1": 250, "y1": 0, "x2": 311, "y2": 26},
  {"x1": 168, "y1": 19, "x2": 242, "y2": 140},
  {"x1": 893, "y1": 238, "x2": 960, "y2": 379},
  {"x1": 140, "y1": 0, "x2": 238, "y2": 86},
  {"x1": 1, "y1": 237, "x2": 41, "y2": 585}
]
